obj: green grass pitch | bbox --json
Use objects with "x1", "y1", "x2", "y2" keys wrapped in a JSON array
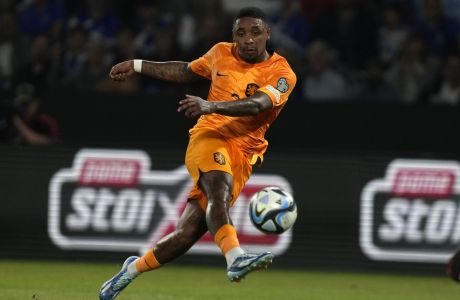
[{"x1": 0, "y1": 259, "x2": 457, "y2": 300}]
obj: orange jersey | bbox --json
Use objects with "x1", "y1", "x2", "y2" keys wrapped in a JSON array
[{"x1": 190, "y1": 42, "x2": 297, "y2": 162}]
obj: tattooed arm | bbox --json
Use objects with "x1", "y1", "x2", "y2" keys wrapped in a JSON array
[{"x1": 109, "y1": 60, "x2": 201, "y2": 83}]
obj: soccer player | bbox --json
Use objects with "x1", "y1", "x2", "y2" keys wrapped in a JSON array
[{"x1": 99, "y1": 7, "x2": 296, "y2": 300}]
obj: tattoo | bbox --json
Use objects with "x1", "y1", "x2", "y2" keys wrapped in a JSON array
[
  {"x1": 212, "y1": 92, "x2": 273, "y2": 116},
  {"x1": 141, "y1": 61, "x2": 200, "y2": 83}
]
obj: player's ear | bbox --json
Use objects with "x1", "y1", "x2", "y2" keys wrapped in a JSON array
[{"x1": 266, "y1": 24, "x2": 271, "y2": 40}]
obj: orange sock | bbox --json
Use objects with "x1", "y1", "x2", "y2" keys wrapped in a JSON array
[
  {"x1": 135, "y1": 248, "x2": 162, "y2": 273},
  {"x1": 214, "y1": 224, "x2": 240, "y2": 254}
]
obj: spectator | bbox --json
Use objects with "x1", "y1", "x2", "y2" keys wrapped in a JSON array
[
  {"x1": 133, "y1": 8, "x2": 180, "y2": 93},
  {"x1": 2, "y1": 0, "x2": 460, "y2": 104},
  {"x1": 71, "y1": 40, "x2": 109, "y2": 91},
  {"x1": 61, "y1": 25, "x2": 88, "y2": 84},
  {"x1": 17, "y1": 35, "x2": 61, "y2": 92},
  {"x1": 69, "y1": 0, "x2": 120, "y2": 43},
  {"x1": 413, "y1": 0, "x2": 460, "y2": 58},
  {"x1": 75, "y1": 40, "x2": 140, "y2": 94},
  {"x1": 385, "y1": 33, "x2": 439, "y2": 104},
  {"x1": 378, "y1": 3, "x2": 410, "y2": 66},
  {"x1": 11, "y1": 83, "x2": 59, "y2": 145},
  {"x1": 188, "y1": 0, "x2": 227, "y2": 57},
  {"x1": 353, "y1": 59, "x2": 400, "y2": 102},
  {"x1": 299, "y1": 0, "x2": 337, "y2": 24},
  {"x1": 269, "y1": 0, "x2": 310, "y2": 53},
  {"x1": 18, "y1": 0, "x2": 66, "y2": 39},
  {"x1": 311, "y1": 0, "x2": 379, "y2": 70},
  {"x1": 302, "y1": 40, "x2": 348, "y2": 102},
  {"x1": 132, "y1": 2, "x2": 161, "y2": 58},
  {"x1": 132, "y1": 2, "x2": 179, "y2": 60},
  {"x1": 430, "y1": 56, "x2": 460, "y2": 105},
  {"x1": 113, "y1": 27, "x2": 137, "y2": 62},
  {"x1": 0, "y1": 12, "x2": 28, "y2": 92},
  {"x1": 443, "y1": 0, "x2": 460, "y2": 22}
]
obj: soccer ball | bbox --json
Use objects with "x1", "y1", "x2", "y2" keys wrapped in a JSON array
[{"x1": 249, "y1": 186, "x2": 297, "y2": 234}]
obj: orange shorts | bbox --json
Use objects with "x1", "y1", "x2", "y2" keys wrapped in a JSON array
[{"x1": 185, "y1": 128, "x2": 253, "y2": 211}]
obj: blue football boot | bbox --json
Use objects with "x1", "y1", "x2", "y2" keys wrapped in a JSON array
[
  {"x1": 99, "y1": 256, "x2": 139, "y2": 300},
  {"x1": 227, "y1": 252, "x2": 274, "y2": 282}
]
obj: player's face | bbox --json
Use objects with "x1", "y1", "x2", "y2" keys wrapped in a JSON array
[{"x1": 233, "y1": 17, "x2": 270, "y2": 63}]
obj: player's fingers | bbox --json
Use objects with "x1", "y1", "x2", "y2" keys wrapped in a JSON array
[
  {"x1": 182, "y1": 103, "x2": 199, "y2": 118},
  {"x1": 178, "y1": 100, "x2": 195, "y2": 109},
  {"x1": 178, "y1": 99, "x2": 195, "y2": 111},
  {"x1": 109, "y1": 68, "x2": 118, "y2": 79},
  {"x1": 119, "y1": 73, "x2": 128, "y2": 80},
  {"x1": 179, "y1": 96, "x2": 194, "y2": 104},
  {"x1": 186, "y1": 103, "x2": 202, "y2": 118},
  {"x1": 178, "y1": 103, "x2": 191, "y2": 113},
  {"x1": 178, "y1": 98, "x2": 189, "y2": 105},
  {"x1": 110, "y1": 69, "x2": 123, "y2": 79},
  {"x1": 182, "y1": 106, "x2": 192, "y2": 118}
]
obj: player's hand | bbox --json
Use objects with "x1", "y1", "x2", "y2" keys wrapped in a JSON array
[
  {"x1": 178, "y1": 94, "x2": 214, "y2": 118},
  {"x1": 109, "y1": 60, "x2": 135, "y2": 81}
]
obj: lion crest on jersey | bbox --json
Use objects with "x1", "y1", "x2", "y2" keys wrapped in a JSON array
[
  {"x1": 245, "y1": 83, "x2": 260, "y2": 97},
  {"x1": 213, "y1": 152, "x2": 226, "y2": 165}
]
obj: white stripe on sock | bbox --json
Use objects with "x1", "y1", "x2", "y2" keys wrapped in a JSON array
[{"x1": 127, "y1": 259, "x2": 140, "y2": 277}]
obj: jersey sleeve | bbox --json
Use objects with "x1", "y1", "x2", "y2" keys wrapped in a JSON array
[
  {"x1": 258, "y1": 65, "x2": 297, "y2": 107},
  {"x1": 190, "y1": 44, "x2": 220, "y2": 80}
]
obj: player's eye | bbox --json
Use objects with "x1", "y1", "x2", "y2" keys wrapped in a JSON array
[{"x1": 252, "y1": 30, "x2": 261, "y2": 36}]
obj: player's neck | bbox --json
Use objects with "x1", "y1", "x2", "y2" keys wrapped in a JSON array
[{"x1": 260, "y1": 50, "x2": 271, "y2": 62}]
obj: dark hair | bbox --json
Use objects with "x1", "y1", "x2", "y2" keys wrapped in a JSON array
[{"x1": 234, "y1": 7, "x2": 267, "y2": 23}]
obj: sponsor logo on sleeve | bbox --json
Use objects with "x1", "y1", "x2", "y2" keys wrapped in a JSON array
[
  {"x1": 276, "y1": 77, "x2": 289, "y2": 93},
  {"x1": 360, "y1": 159, "x2": 460, "y2": 263}
]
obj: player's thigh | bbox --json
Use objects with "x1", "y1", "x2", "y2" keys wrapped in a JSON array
[
  {"x1": 227, "y1": 147, "x2": 253, "y2": 207},
  {"x1": 185, "y1": 130, "x2": 233, "y2": 187}
]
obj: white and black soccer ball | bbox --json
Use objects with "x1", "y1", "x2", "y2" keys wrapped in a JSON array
[{"x1": 249, "y1": 186, "x2": 297, "y2": 234}]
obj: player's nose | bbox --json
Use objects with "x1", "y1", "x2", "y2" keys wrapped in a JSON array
[{"x1": 244, "y1": 36, "x2": 255, "y2": 44}]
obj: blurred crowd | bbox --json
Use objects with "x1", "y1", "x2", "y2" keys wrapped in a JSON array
[{"x1": 1, "y1": 0, "x2": 460, "y2": 105}]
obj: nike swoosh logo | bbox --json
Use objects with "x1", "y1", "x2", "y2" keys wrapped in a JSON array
[{"x1": 216, "y1": 72, "x2": 227, "y2": 76}]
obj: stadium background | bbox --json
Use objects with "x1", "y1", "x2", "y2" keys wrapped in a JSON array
[{"x1": 1, "y1": 0, "x2": 460, "y2": 283}]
